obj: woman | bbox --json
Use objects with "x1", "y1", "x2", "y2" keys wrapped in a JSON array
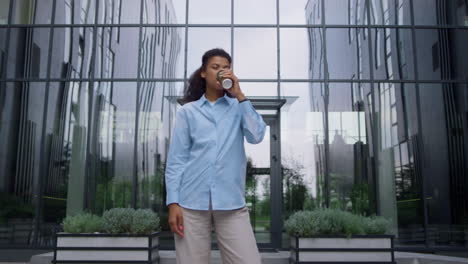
[{"x1": 165, "y1": 48, "x2": 266, "y2": 264}]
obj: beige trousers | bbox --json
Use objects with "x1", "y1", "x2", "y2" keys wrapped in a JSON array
[{"x1": 174, "y1": 201, "x2": 262, "y2": 264}]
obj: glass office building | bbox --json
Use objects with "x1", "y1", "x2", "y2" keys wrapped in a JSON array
[{"x1": 1, "y1": 0, "x2": 468, "y2": 251}]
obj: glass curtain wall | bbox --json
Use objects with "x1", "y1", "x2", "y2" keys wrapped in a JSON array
[{"x1": 1, "y1": 0, "x2": 468, "y2": 250}]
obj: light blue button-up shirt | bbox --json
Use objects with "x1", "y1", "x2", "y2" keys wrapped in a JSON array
[{"x1": 165, "y1": 93, "x2": 267, "y2": 210}]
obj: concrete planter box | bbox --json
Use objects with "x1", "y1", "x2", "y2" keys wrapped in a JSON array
[
  {"x1": 53, "y1": 232, "x2": 160, "y2": 264},
  {"x1": 290, "y1": 235, "x2": 395, "y2": 263}
]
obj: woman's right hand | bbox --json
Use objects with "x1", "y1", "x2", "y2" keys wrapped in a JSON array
[{"x1": 168, "y1": 203, "x2": 184, "y2": 238}]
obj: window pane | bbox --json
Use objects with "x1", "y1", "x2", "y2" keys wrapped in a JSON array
[
  {"x1": 45, "y1": 27, "x2": 95, "y2": 79},
  {"x1": 241, "y1": 82, "x2": 277, "y2": 97},
  {"x1": 187, "y1": 28, "x2": 231, "y2": 78},
  {"x1": 11, "y1": 0, "x2": 35, "y2": 24},
  {"x1": 280, "y1": 83, "x2": 323, "y2": 247},
  {"x1": 143, "y1": 0, "x2": 186, "y2": 24},
  {"x1": 281, "y1": 0, "x2": 315, "y2": 24},
  {"x1": 280, "y1": 28, "x2": 310, "y2": 79},
  {"x1": 34, "y1": 0, "x2": 53, "y2": 24},
  {"x1": 119, "y1": 0, "x2": 141, "y2": 24},
  {"x1": 368, "y1": 0, "x2": 410, "y2": 25},
  {"x1": 102, "y1": 27, "x2": 140, "y2": 79},
  {"x1": 325, "y1": 28, "x2": 364, "y2": 80},
  {"x1": 0, "y1": 82, "x2": 41, "y2": 246},
  {"x1": 372, "y1": 28, "x2": 416, "y2": 81},
  {"x1": 234, "y1": 28, "x2": 277, "y2": 79},
  {"x1": 235, "y1": 0, "x2": 276, "y2": 24},
  {"x1": 136, "y1": 82, "x2": 183, "y2": 210},
  {"x1": 0, "y1": 0, "x2": 10, "y2": 24},
  {"x1": 140, "y1": 27, "x2": 185, "y2": 79},
  {"x1": 416, "y1": 29, "x2": 468, "y2": 81},
  {"x1": 412, "y1": 0, "x2": 438, "y2": 25},
  {"x1": 188, "y1": 0, "x2": 231, "y2": 24},
  {"x1": 88, "y1": 82, "x2": 136, "y2": 211},
  {"x1": 325, "y1": 0, "x2": 367, "y2": 25},
  {"x1": 76, "y1": 0, "x2": 96, "y2": 24},
  {"x1": 414, "y1": 29, "x2": 441, "y2": 81},
  {"x1": 6, "y1": 28, "x2": 51, "y2": 79},
  {"x1": 306, "y1": 28, "x2": 325, "y2": 80},
  {"x1": 55, "y1": 0, "x2": 73, "y2": 24}
]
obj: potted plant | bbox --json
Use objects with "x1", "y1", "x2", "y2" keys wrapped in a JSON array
[
  {"x1": 53, "y1": 208, "x2": 160, "y2": 264},
  {"x1": 285, "y1": 208, "x2": 395, "y2": 264}
]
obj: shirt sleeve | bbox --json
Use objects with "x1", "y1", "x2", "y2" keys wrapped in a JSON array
[
  {"x1": 165, "y1": 108, "x2": 191, "y2": 206},
  {"x1": 239, "y1": 100, "x2": 267, "y2": 144}
]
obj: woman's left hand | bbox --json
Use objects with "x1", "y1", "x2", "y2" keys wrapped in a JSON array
[{"x1": 220, "y1": 69, "x2": 246, "y2": 101}]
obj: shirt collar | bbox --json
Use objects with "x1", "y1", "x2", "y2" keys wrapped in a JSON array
[{"x1": 197, "y1": 92, "x2": 234, "y2": 107}]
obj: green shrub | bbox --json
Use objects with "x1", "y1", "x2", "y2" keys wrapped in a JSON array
[
  {"x1": 285, "y1": 208, "x2": 390, "y2": 237},
  {"x1": 102, "y1": 208, "x2": 134, "y2": 234},
  {"x1": 363, "y1": 215, "x2": 390, "y2": 235},
  {"x1": 62, "y1": 213, "x2": 103, "y2": 233},
  {"x1": 61, "y1": 208, "x2": 160, "y2": 235},
  {"x1": 131, "y1": 209, "x2": 160, "y2": 234}
]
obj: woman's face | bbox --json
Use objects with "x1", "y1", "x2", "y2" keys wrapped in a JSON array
[{"x1": 201, "y1": 56, "x2": 231, "y2": 91}]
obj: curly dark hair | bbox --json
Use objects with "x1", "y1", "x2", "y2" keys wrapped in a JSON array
[{"x1": 182, "y1": 48, "x2": 234, "y2": 103}]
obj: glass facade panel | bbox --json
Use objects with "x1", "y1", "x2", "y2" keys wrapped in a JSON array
[
  {"x1": 368, "y1": 0, "x2": 412, "y2": 26},
  {"x1": 141, "y1": 27, "x2": 185, "y2": 79},
  {"x1": 234, "y1": 28, "x2": 277, "y2": 79},
  {"x1": 280, "y1": 28, "x2": 310, "y2": 79},
  {"x1": 280, "y1": 82, "x2": 324, "y2": 247},
  {"x1": 5, "y1": 28, "x2": 51, "y2": 79},
  {"x1": 188, "y1": 0, "x2": 231, "y2": 24},
  {"x1": 235, "y1": 0, "x2": 276, "y2": 24},
  {"x1": 143, "y1": 0, "x2": 186, "y2": 25},
  {"x1": 325, "y1": 0, "x2": 367, "y2": 25},
  {"x1": 280, "y1": 0, "x2": 313, "y2": 25},
  {"x1": 11, "y1": 0, "x2": 36, "y2": 24},
  {"x1": 371, "y1": 28, "x2": 416, "y2": 81},
  {"x1": 0, "y1": 0, "x2": 10, "y2": 24},
  {"x1": 241, "y1": 82, "x2": 277, "y2": 97},
  {"x1": 118, "y1": 0, "x2": 141, "y2": 24},
  {"x1": 326, "y1": 28, "x2": 363, "y2": 80}
]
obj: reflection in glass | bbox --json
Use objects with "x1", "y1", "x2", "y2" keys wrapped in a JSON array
[
  {"x1": 280, "y1": 29, "x2": 310, "y2": 79},
  {"x1": 280, "y1": 0, "x2": 312, "y2": 24},
  {"x1": 77, "y1": 0, "x2": 96, "y2": 24},
  {"x1": 280, "y1": 82, "x2": 321, "y2": 248},
  {"x1": 372, "y1": 28, "x2": 416, "y2": 80},
  {"x1": 47, "y1": 27, "x2": 94, "y2": 79},
  {"x1": 0, "y1": 0, "x2": 9, "y2": 24},
  {"x1": 140, "y1": 27, "x2": 184, "y2": 79},
  {"x1": 325, "y1": 28, "x2": 363, "y2": 80},
  {"x1": 0, "y1": 82, "x2": 41, "y2": 245},
  {"x1": 234, "y1": 28, "x2": 277, "y2": 79},
  {"x1": 136, "y1": 82, "x2": 182, "y2": 214},
  {"x1": 325, "y1": 0, "x2": 367, "y2": 25},
  {"x1": 327, "y1": 83, "x2": 368, "y2": 214},
  {"x1": 11, "y1": 0, "x2": 35, "y2": 24},
  {"x1": 235, "y1": 0, "x2": 276, "y2": 24},
  {"x1": 187, "y1": 28, "x2": 231, "y2": 77},
  {"x1": 119, "y1": 0, "x2": 141, "y2": 24},
  {"x1": 6, "y1": 28, "x2": 51, "y2": 79},
  {"x1": 90, "y1": 82, "x2": 137, "y2": 213},
  {"x1": 415, "y1": 29, "x2": 444, "y2": 80},
  {"x1": 188, "y1": 0, "x2": 231, "y2": 24},
  {"x1": 241, "y1": 82, "x2": 277, "y2": 97},
  {"x1": 412, "y1": 0, "x2": 438, "y2": 25}
]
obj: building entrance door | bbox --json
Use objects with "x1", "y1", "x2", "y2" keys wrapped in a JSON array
[{"x1": 244, "y1": 114, "x2": 283, "y2": 250}]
